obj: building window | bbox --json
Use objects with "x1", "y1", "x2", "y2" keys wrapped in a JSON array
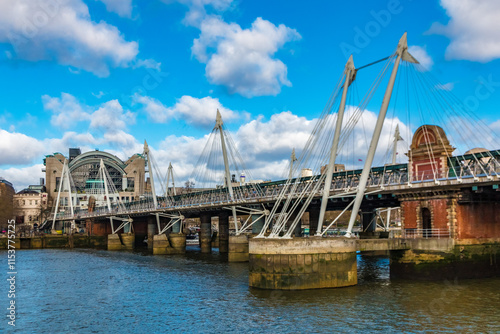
[
  {"x1": 35, "y1": 200, "x2": 38, "y2": 205},
  {"x1": 23, "y1": 200, "x2": 25, "y2": 205}
]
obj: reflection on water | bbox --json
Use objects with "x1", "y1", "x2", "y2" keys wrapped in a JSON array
[{"x1": 1, "y1": 248, "x2": 499, "y2": 333}]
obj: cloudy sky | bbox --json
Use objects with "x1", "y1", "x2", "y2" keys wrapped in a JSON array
[{"x1": 1, "y1": 0, "x2": 500, "y2": 191}]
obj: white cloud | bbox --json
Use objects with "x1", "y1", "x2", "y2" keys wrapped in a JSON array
[
  {"x1": 43, "y1": 93, "x2": 91, "y2": 129},
  {"x1": 490, "y1": 119, "x2": 500, "y2": 132},
  {"x1": 436, "y1": 82, "x2": 454, "y2": 91},
  {"x1": 236, "y1": 111, "x2": 314, "y2": 160},
  {"x1": 163, "y1": 0, "x2": 233, "y2": 27},
  {"x1": 133, "y1": 58, "x2": 162, "y2": 71},
  {"x1": 98, "y1": 0, "x2": 133, "y2": 18},
  {"x1": 0, "y1": 129, "x2": 46, "y2": 165},
  {"x1": 192, "y1": 16, "x2": 301, "y2": 97},
  {"x1": 134, "y1": 94, "x2": 239, "y2": 127},
  {"x1": 103, "y1": 129, "x2": 139, "y2": 148},
  {"x1": 408, "y1": 45, "x2": 433, "y2": 70},
  {"x1": 90, "y1": 100, "x2": 135, "y2": 132},
  {"x1": 429, "y1": 0, "x2": 500, "y2": 62},
  {"x1": 44, "y1": 93, "x2": 135, "y2": 132},
  {"x1": 0, "y1": 164, "x2": 45, "y2": 192},
  {"x1": 92, "y1": 91, "x2": 106, "y2": 99},
  {"x1": 0, "y1": 0, "x2": 139, "y2": 76},
  {"x1": 170, "y1": 95, "x2": 239, "y2": 126},
  {"x1": 133, "y1": 94, "x2": 173, "y2": 123}
]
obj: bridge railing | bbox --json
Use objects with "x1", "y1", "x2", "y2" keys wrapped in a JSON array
[
  {"x1": 402, "y1": 228, "x2": 450, "y2": 239},
  {"x1": 50, "y1": 152, "x2": 500, "y2": 221}
]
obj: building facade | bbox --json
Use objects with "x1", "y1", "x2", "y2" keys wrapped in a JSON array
[
  {"x1": 0, "y1": 178, "x2": 15, "y2": 230},
  {"x1": 13, "y1": 185, "x2": 49, "y2": 227},
  {"x1": 44, "y1": 148, "x2": 147, "y2": 210}
]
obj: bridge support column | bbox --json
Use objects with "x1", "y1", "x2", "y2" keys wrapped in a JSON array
[
  {"x1": 229, "y1": 234, "x2": 249, "y2": 262},
  {"x1": 219, "y1": 212, "x2": 229, "y2": 253},
  {"x1": 121, "y1": 233, "x2": 135, "y2": 250},
  {"x1": 168, "y1": 233, "x2": 186, "y2": 254},
  {"x1": 359, "y1": 210, "x2": 378, "y2": 239},
  {"x1": 152, "y1": 234, "x2": 170, "y2": 255},
  {"x1": 147, "y1": 222, "x2": 156, "y2": 250},
  {"x1": 249, "y1": 237, "x2": 357, "y2": 290},
  {"x1": 309, "y1": 209, "x2": 320, "y2": 234},
  {"x1": 251, "y1": 214, "x2": 264, "y2": 235},
  {"x1": 171, "y1": 218, "x2": 181, "y2": 233},
  {"x1": 200, "y1": 213, "x2": 212, "y2": 253}
]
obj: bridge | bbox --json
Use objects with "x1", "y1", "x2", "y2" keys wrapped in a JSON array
[{"x1": 45, "y1": 33, "x2": 500, "y2": 289}]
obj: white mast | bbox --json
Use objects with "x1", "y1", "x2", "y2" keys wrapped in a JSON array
[
  {"x1": 316, "y1": 56, "x2": 356, "y2": 236},
  {"x1": 391, "y1": 124, "x2": 401, "y2": 165},
  {"x1": 289, "y1": 148, "x2": 297, "y2": 179},
  {"x1": 216, "y1": 110, "x2": 239, "y2": 234},
  {"x1": 144, "y1": 140, "x2": 161, "y2": 233},
  {"x1": 345, "y1": 33, "x2": 418, "y2": 238}
]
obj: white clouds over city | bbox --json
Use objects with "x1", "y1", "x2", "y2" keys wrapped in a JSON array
[
  {"x1": 430, "y1": 0, "x2": 500, "y2": 62},
  {"x1": 192, "y1": 16, "x2": 301, "y2": 97},
  {"x1": 134, "y1": 94, "x2": 241, "y2": 127},
  {"x1": 0, "y1": 0, "x2": 139, "y2": 76}
]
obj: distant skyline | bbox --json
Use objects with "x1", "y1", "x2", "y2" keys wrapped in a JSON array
[{"x1": 1, "y1": 0, "x2": 500, "y2": 191}]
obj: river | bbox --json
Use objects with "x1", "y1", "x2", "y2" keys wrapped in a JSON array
[{"x1": 1, "y1": 247, "x2": 499, "y2": 333}]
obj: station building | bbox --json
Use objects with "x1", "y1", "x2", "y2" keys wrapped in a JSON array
[{"x1": 43, "y1": 148, "x2": 147, "y2": 210}]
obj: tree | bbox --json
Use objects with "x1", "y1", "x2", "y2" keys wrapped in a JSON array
[{"x1": 184, "y1": 181, "x2": 195, "y2": 193}]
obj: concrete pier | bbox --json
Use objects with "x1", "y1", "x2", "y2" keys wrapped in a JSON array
[
  {"x1": 107, "y1": 234, "x2": 122, "y2": 251},
  {"x1": 249, "y1": 237, "x2": 357, "y2": 290},
  {"x1": 152, "y1": 234, "x2": 170, "y2": 255},
  {"x1": 121, "y1": 233, "x2": 135, "y2": 250},
  {"x1": 200, "y1": 213, "x2": 212, "y2": 253},
  {"x1": 390, "y1": 238, "x2": 500, "y2": 280},
  {"x1": 228, "y1": 234, "x2": 249, "y2": 262},
  {"x1": 168, "y1": 233, "x2": 186, "y2": 254},
  {"x1": 107, "y1": 233, "x2": 135, "y2": 251}
]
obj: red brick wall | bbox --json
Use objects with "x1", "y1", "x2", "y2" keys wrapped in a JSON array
[
  {"x1": 402, "y1": 198, "x2": 450, "y2": 230},
  {"x1": 402, "y1": 201, "x2": 418, "y2": 229},
  {"x1": 457, "y1": 202, "x2": 500, "y2": 239},
  {"x1": 91, "y1": 221, "x2": 110, "y2": 236},
  {"x1": 412, "y1": 158, "x2": 442, "y2": 181},
  {"x1": 429, "y1": 199, "x2": 449, "y2": 229}
]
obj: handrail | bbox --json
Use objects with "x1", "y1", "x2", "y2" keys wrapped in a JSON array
[{"x1": 402, "y1": 228, "x2": 450, "y2": 239}]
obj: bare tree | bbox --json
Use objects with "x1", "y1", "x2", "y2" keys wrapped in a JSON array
[{"x1": 184, "y1": 181, "x2": 195, "y2": 193}]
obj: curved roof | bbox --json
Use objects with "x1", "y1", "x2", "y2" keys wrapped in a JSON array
[
  {"x1": 69, "y1": 151, "x2": 126, "y2": 174},
  {"x1": 410, "y1": 124, "x2": 451, "y2": 149},
  {"x1": 465, "y1": 147, "x2": 488, "y2": 154}
]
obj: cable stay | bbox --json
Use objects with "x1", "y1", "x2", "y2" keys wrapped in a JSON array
[{"x1": 51, "y1": 159, "x2": 77, "y2": 233}]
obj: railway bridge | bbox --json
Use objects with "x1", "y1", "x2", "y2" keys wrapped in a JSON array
[{"x1": 46, "y1": 33, "x2": 500, "y2": 289}]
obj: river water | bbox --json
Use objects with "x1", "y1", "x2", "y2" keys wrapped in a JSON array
[{"x1": 1, "y1": 247, "x2": 499, "y2": 333}]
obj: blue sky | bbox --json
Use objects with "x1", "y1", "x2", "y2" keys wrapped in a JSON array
[{"x1": 1, "y1": 0, "x2": 500, "y2": 191}]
